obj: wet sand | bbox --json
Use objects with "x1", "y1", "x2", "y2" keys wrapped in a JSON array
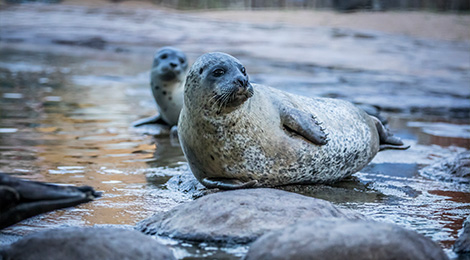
[
  {"x1": 198, "y1": 10, "x2": 470, "y2": 42},
  {"x1": 62, "y1": 0, "x2": 470, "y2": 42}
]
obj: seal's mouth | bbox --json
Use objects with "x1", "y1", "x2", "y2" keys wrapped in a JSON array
[
  {"x1": 159, "y1": 67, "x2": 183, "y2": 81},
  {"x1": 214, "y1": 83, "x2": 254, "y2": 109}
]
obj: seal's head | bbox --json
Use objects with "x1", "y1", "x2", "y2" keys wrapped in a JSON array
[
  {"x1": 185, "y1": 52, "x2": 254, "y2": 113},
  {"x1": 151, "y1": 47, "x2": 188, "y2": 82}
]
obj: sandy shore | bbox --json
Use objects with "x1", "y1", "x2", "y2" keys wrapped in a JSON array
[
  {"x1": 196, "y1": 10, "x2": 470, "y2": 42},
  {"x1": 59, "y1": 0, "x2": 470, "y2": 42}
]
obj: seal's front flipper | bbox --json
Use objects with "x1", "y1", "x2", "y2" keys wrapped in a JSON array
[
  {"x1": 200, "y1": 178, "x2": 258, "y2": 190},
  {"x1": 372, "y1": 116, "x2": 410, "y2": 151},
  {"x1": 280, "y1": 107, "x2": 328, "y2": 145},
  {"x1": 132, "y1": 114, "x2": 166, "y2": 127}
]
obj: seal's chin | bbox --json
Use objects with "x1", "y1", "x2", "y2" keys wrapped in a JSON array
[{"x1": 159, "y1": 70, "x2": 179, "y2": 81}]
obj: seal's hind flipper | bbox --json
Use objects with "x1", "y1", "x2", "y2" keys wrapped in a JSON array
[
  {"x1": 280, "y1": 107, "x2": 328, "y2": 145},
  {"x1": 371, "y1": 116, "x2": 410, "y2": 151}
]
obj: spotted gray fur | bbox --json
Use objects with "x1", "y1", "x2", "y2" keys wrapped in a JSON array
[{"x1": 133, "y1": 47, "x2": 188, "y2": 127}]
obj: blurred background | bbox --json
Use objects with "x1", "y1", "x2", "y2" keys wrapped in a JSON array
[{"x1": 3, "y1": 0, "x2": 470, "y2": 11}]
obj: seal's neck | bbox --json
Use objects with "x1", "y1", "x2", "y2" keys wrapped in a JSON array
[{"x1": 152, "y1": 77, "x2": 185, "y2": 93}]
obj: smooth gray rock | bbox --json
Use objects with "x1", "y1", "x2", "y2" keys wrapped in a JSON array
[
  {"x1": 138, "y1": 188, "x2": 363, "y2": 244},
  {"x1": 454, "y1": 216, "x2": 470, "y2": 255},
  {"x1": 245, "y1": 218, "x2": 449, "y2": 260},
  {"x1": 0, "y1": 227, "x2": 175, "y2": 260}
]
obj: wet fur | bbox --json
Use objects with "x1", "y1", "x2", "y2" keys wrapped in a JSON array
[{"x1": 178, "y1": 53, "x2": 381, "y2": 189}]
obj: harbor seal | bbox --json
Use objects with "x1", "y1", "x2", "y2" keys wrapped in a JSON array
[
  {"x1": 178, "y1": 52, "x2": 407, "y2": 190},
  {"x1": 133, "y1": 47, "x2": 188, "y2": 127}
]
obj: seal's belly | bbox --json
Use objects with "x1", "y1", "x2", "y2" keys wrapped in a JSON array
[{"x1": 212, "y1": 95, "x2": 379, "y2": 186}]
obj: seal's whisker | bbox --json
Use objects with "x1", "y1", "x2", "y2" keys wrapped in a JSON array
[
  {"x1": 221, "y1": 90, "x2": 235, "y2": 110},
  {"x1": 216, "y1": 93, "x2": 229, "y2": 112}
]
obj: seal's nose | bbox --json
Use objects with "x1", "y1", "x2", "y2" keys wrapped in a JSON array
[
  {"x1": 234, "y1": 76, "x2": 248, "y2": 89},
  {"x1": 170, "y1": 62, "x2": 177, "y2": 68}
]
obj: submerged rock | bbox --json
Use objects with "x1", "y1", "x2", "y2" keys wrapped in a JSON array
[
  {"x1": 454, "y1": 216, "x2": 470, "y2": 255},
  {"x1": 419, "y1": 151, "x2": 470, "y2": 183},
  {"x1": 0, "y1": 227, "x2": 175, "y2": 260},
  {"x1": 53, "y1": 37, "x2": 107, "y2": 50},
  {"x1": 165, "y1": 171, "x2": 214, "y2": 198},
  {"x1": 137, "y1": 188, "x2": 363, "y2": 244},
  {"x1": 245, "y1": 218, "x2": 449, "y2": 260}
]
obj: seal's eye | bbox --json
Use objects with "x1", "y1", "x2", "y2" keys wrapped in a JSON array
[
  {"x1": 241, "y1": 67, "x2": 246, "y2": 76},
  {"x1": 212, "y1": 68, "x2": 225, "y2": 77},
  {"x1": 161, "y1": 54, "x2": 168, "y2": 59},
  {"x1": 179, "y1": 57, "x2": 185, "y2": 64}
]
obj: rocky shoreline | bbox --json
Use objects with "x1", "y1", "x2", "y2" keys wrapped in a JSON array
[{"x1": 0, "y1": 2, "x2": 468, "y2": 259}]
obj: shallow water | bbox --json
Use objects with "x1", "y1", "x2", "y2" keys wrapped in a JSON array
[{"x1": 0, "y1": 4, "x2": 469, "y2": 260}]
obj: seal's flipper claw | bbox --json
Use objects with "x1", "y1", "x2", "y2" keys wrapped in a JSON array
[
  {"x1": 200, "y1": 178, "x2": 258, "y2": 190},
  {"x1": 280, "y1": 107, "x2": 328, "y2": 146},
  {"x1": 132, "y1": 114, "x2": 166, "y2": 127}
]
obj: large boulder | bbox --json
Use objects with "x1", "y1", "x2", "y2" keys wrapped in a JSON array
[
  {"x1": 419, "y1": 151, "x2": 470, "y2": 183},
  {"x1": 245, "y1": 218, "x2": 448, "y2": 260},
  {"x1": 454, "y1": 216, "x2": 470, "y2": 255},
  {"x1": 137, "y1": 188, "x2": 363, "y2": 244},
  {"x1": 0, "y1": 227, "x2": 175, "y2": 260}
]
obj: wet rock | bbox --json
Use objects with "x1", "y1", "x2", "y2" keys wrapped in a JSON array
[
  {"x1": 279, "y1": 182, "x2": 384, "y2": 204},
  {"x1": 0, "y1": 227, "x2": 175, "y2": 260},
  {"x1": 332, "y1": 0, "x2": 373, "y2": 11},
  {"x1": 165, "y1": 171, "x2": 212, "y2": 198},
  {"x1": 5, "y1": 0, "x2": 62, "y2": 3},
  {"x1": 53, "y1": 37, "x2": 107, "y2": 50},
  {"x1": 454, "y1": 216, "x2": 470, "y2": 255},
  {"x1": 137, "y1": 188, "x2": 363, "y2": 244},
  {"x1": 245, "y1": 218, "x2": 449, "y2": 260},
  {"x1": 419, "y1": 151, "x2": 470, "y2": 183},
  {"x1": 166, "y1": 171, "x2": 382, "y2": 202},
  {"x1": 331, "y1": 29, "x2": 349, "y2": 38},
  {"x1": 353, "y1": 32, "x2": 376, "y2": 39}
]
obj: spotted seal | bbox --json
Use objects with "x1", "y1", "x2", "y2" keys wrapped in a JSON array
[
  {"x1": 178, "y1": 52, "x2": 407, "y2": 190},
  {"x1": 133, "y1": 47, "x2": 188, "y2": 127}
]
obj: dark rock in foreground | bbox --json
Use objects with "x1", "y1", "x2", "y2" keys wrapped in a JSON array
[
  {"x1": 454, "y1": 216, "x2": 470, "y2": 255},
  {"x1": 245, "y1": 218, "x2": 449, "y2": 260},
  {"x1": 137, "y1": 188, "x2": 363, "y2": 244},
  {"x1": 0, "y1": 173, "x2": 101, "y2": 229},
  {"x1": 0, "y1": 227, "x2": 175, "y2": 260},
  {"x1": 419, "y1": 151, "x2": 470, "y2": 183}
]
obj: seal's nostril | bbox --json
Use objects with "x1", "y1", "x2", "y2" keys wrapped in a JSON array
[{"x1": 170, "y1": 62, "x2": 177, "y2": 68}]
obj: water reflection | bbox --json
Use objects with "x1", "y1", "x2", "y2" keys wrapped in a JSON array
[{"x1": 0, "y1": 42, "x2": 468, "y2": 259}]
